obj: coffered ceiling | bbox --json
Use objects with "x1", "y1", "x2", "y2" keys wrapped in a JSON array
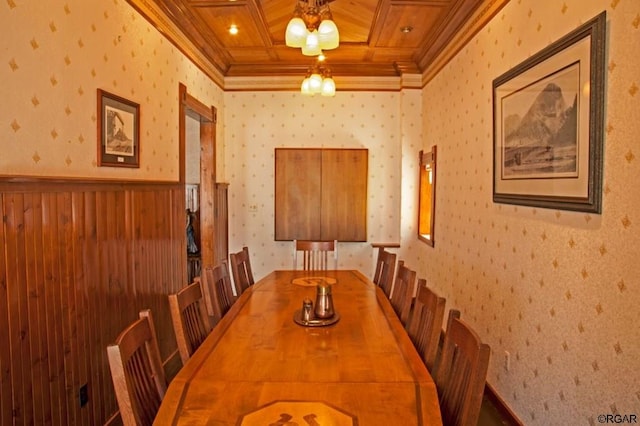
[{"x1": 127, "y1": 0, "x2": 506, "y2": 89}]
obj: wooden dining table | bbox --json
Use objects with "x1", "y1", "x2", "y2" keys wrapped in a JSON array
[{"x1": 154, "y1": 270, "x2": 442, "y2": 425}]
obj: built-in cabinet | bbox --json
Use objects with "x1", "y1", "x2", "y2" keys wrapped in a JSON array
[{"x1": 275, "y1": 148, "x2": 368, "y2": 241}]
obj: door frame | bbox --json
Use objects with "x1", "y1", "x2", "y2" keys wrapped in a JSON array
[{"x1": 179, "y1": 83, "x2": 217, "y2": 275}]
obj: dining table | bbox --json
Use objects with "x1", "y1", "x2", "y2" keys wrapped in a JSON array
[{"x1": 154, "y1": 270, "x2": 442, "y2": 425}]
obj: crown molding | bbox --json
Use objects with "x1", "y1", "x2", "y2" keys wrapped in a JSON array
[
  {"x1": 400, "y1": 74, "x2": 423, "y2": 89},
  {"x1": 224, "y1": 75, "x2": 409, "y2": 92},
  {"x1": 126, "y1": 0, "x2": 225, "y2": 88},
  {"x1": 420, "y1": 0, "x2": 510, "y2": 86}
]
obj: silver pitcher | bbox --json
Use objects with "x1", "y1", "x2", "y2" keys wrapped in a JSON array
[{"x1": 314, "y1": 282, "x2": 335, "y2": 319}]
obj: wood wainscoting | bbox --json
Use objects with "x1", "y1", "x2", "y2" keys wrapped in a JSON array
[{"x1": 0, "y1": 177, "x2": 187, "y2": 425}]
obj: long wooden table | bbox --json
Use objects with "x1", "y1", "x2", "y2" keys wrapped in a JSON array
[{"x1": 155, "y1": 270, "x2": 442, "y2": 425}]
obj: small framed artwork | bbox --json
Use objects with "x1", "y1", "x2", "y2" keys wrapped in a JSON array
[
  {"x1": 97, "y1": 89, "x2": 140, "y2": 167},
  {"x1": 492, "y1": 11, "x2": 606, "y2": 213}
]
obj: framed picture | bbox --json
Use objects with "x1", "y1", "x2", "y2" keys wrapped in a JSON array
[
  {"x1": 97, "y1": 89, "x2": 140, "y2": 167},
  {"x1": 492, "y1": 11, "x2": 606, "y2": 213}
]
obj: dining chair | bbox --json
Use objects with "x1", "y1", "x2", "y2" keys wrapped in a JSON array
[
  {"x1": 202, "y1": 261, "x2": 236, "y2": 324},
  {"x1": 106, "y1": 309, "x2": 167, "y2": 426},
  {"x1": 168, "y1": 278, "x2": 212, "y2": 364},
  {"x1": 432, "y1": 313, "x2": 490, "y2": 426},
  {"x1": 406, "y1": 279, "x2": 446, "y2": 372},
  {"x1": 229, "y1": 246, "x2": 255, "y2": 295},
  {"x1": 293, "y1": 239, "x2": 338, "y2": 270},
  {"x1": 432, "y1": 308, "x2": 461, "y2": 373},
  {"x1": 389, "y1": 260, "x2": 417, "y2": 326},
  {"x1": 372, "y1": 247, "x2": 397, "y2": 298}
]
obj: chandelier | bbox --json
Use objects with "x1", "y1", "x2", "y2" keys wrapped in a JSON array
[
  {"x1": 300, "y1": 60, "x2": 335, "y2": 97},
  {"x1": 285, "y1": 0, "x2": 339, "y2": 56}
]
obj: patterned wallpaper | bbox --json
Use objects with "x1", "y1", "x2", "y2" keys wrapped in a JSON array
[
  {"x1": 3, "y1": 0, "x2": 638, "y2": 424},
  {"x1": 420, "y1": 0, "x2": 639, "y2": 424},
  {"x1": 1, "y1": 0, "x2": 223, "y2": 180},
  {"x1": 223, "y1": 91, "x2": 406, "y2": 279}
]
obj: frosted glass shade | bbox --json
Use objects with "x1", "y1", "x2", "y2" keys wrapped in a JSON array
[
  {"x1": 285, "y1": 17, "x2": 307, "y2": 48},
  {"x1": 318, "y1": 20, "x2": 339, "y2": 50},
  {"x1": 302, "y1": 30, "x2": 321, "y2": 56},
  {"x1": 321, "y1": 77, "x2": 336, "y2": 96},
  {"x1": 301, "y1": 78, "x2": 313, "y2": 95},
  {"x1": 309, "y1": 73, "x2": 323, "y2": 93}
]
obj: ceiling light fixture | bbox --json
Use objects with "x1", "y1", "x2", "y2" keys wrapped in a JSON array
[
  {"x1": 300, "y1": 60, "x2": 335, "y2": 97},
  {"x1": 285, "y1": 0, "x2": 339, "y2": 56},
  {"x1": 229, "y1": 24, "x2": 239, "y2": 35}
]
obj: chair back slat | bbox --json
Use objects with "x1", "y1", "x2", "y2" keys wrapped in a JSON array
[
  {"x1": 229, "y1": 246, "x2": 255, "y2": 295},
  {"x1": 433, "y1": 315, "x2": 491, "y2": 426},
  {"x1": 407, "y1": 279, "x2": 446, "y2": 371},
  {"x1": 373, "y1": 248, "x2": 397, "y2": 298},
  {"x1": 389, "y1": 261, "x2": 417, "y2": 326},
  {"x1": 293, "y1": 240, "x2": 338, "y2": 271},
  {"x1": 184, "y1": 304, "x2": 208, "y2": 349},
  {"x1": 168, "y1": 279, "x2": 212, "y2": 363},
  {"x1": 107, "y1": 309, "x2": 166, "y2": 426},
  {"x1": 127, "y1": 348, "x2": 162, "y2": 424},
  {"x1": 203, "y1": 261, "x2": 236, "y2": 325}
]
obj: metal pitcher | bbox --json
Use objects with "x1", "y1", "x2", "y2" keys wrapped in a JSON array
[{"x1": 314, "y1": 282, "x2": 335, "y2": 319}]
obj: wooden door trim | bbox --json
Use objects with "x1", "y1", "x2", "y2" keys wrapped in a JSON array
[{"x1": 178, "y1": 83, "x2": 217, "y2": 280}]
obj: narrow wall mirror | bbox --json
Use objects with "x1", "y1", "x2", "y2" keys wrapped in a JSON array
[{"x1": 418, "y1": 146, "x2": 437, "y2": 247}]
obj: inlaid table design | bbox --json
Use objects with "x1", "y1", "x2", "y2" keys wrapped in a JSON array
[{"x1": 154, "y1": 270, "x2": 442, "y2": 425}]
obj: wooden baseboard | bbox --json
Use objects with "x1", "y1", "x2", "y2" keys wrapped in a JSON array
[{"x1": 485, "y1": 382, "x2": 524, "y2": 426}]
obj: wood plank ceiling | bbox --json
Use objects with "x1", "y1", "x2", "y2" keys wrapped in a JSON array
[{"x1": 128, "y1": 0, "x2": 501, "y2": 87}]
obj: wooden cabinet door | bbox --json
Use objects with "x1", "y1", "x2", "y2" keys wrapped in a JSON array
[
  {"x1": 275, "y1": 148, "x2": 367, "y2": 242},
  {"x1": 275, "y1": 149, "x2": 322, "y2": 240},
  {"x1": 321, "y1": 149, "x2": 367, "y2": 241}
]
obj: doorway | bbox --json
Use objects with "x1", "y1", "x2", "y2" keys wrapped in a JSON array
[{"x1": 179, "y1": 83, "x2": 217, "y2": 282}]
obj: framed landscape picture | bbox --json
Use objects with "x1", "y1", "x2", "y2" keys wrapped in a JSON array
[
  {"x1": 97, "y1": 89, "x2": 140, "y2": 168},
  {"x1": 492, "y1": 11, "x2": 606, "y2": 213}
]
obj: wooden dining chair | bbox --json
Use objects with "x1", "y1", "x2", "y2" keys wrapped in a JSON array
[
  {"x1": 389, "y1": 260, "x2": 417, "y2": 326},
  {"x1": 168, "y1": 278, "x2": 212, "y2": 364},
  {"x1": 293, "y1": 239, "x2": 338, "y2": 270},
  {"x1": 432, "y1": 313, "x2": 490, "y2": 426},
  {"x1": 202, "y1": 261, "x2": 236, "y2": 324},
  {"x1": 106, "y1": 309, "x2": 167, "y2": 426},
  {"x1": 406, "y1": 279, "x2": 446, "y2": 372},
  {"x1": 432, "y1": 308, "x2": 461, "y2": 374},
  {"x1": 229, "y1": 246, "x2": 255, "y2": 295},
  {"x1": 373, "y1": 247, "x2": 397, "y2": 298}
]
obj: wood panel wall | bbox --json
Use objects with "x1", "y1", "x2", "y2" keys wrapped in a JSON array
[{"x1": 0, "y1": 178, "x2": 186, "y2": 425}]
